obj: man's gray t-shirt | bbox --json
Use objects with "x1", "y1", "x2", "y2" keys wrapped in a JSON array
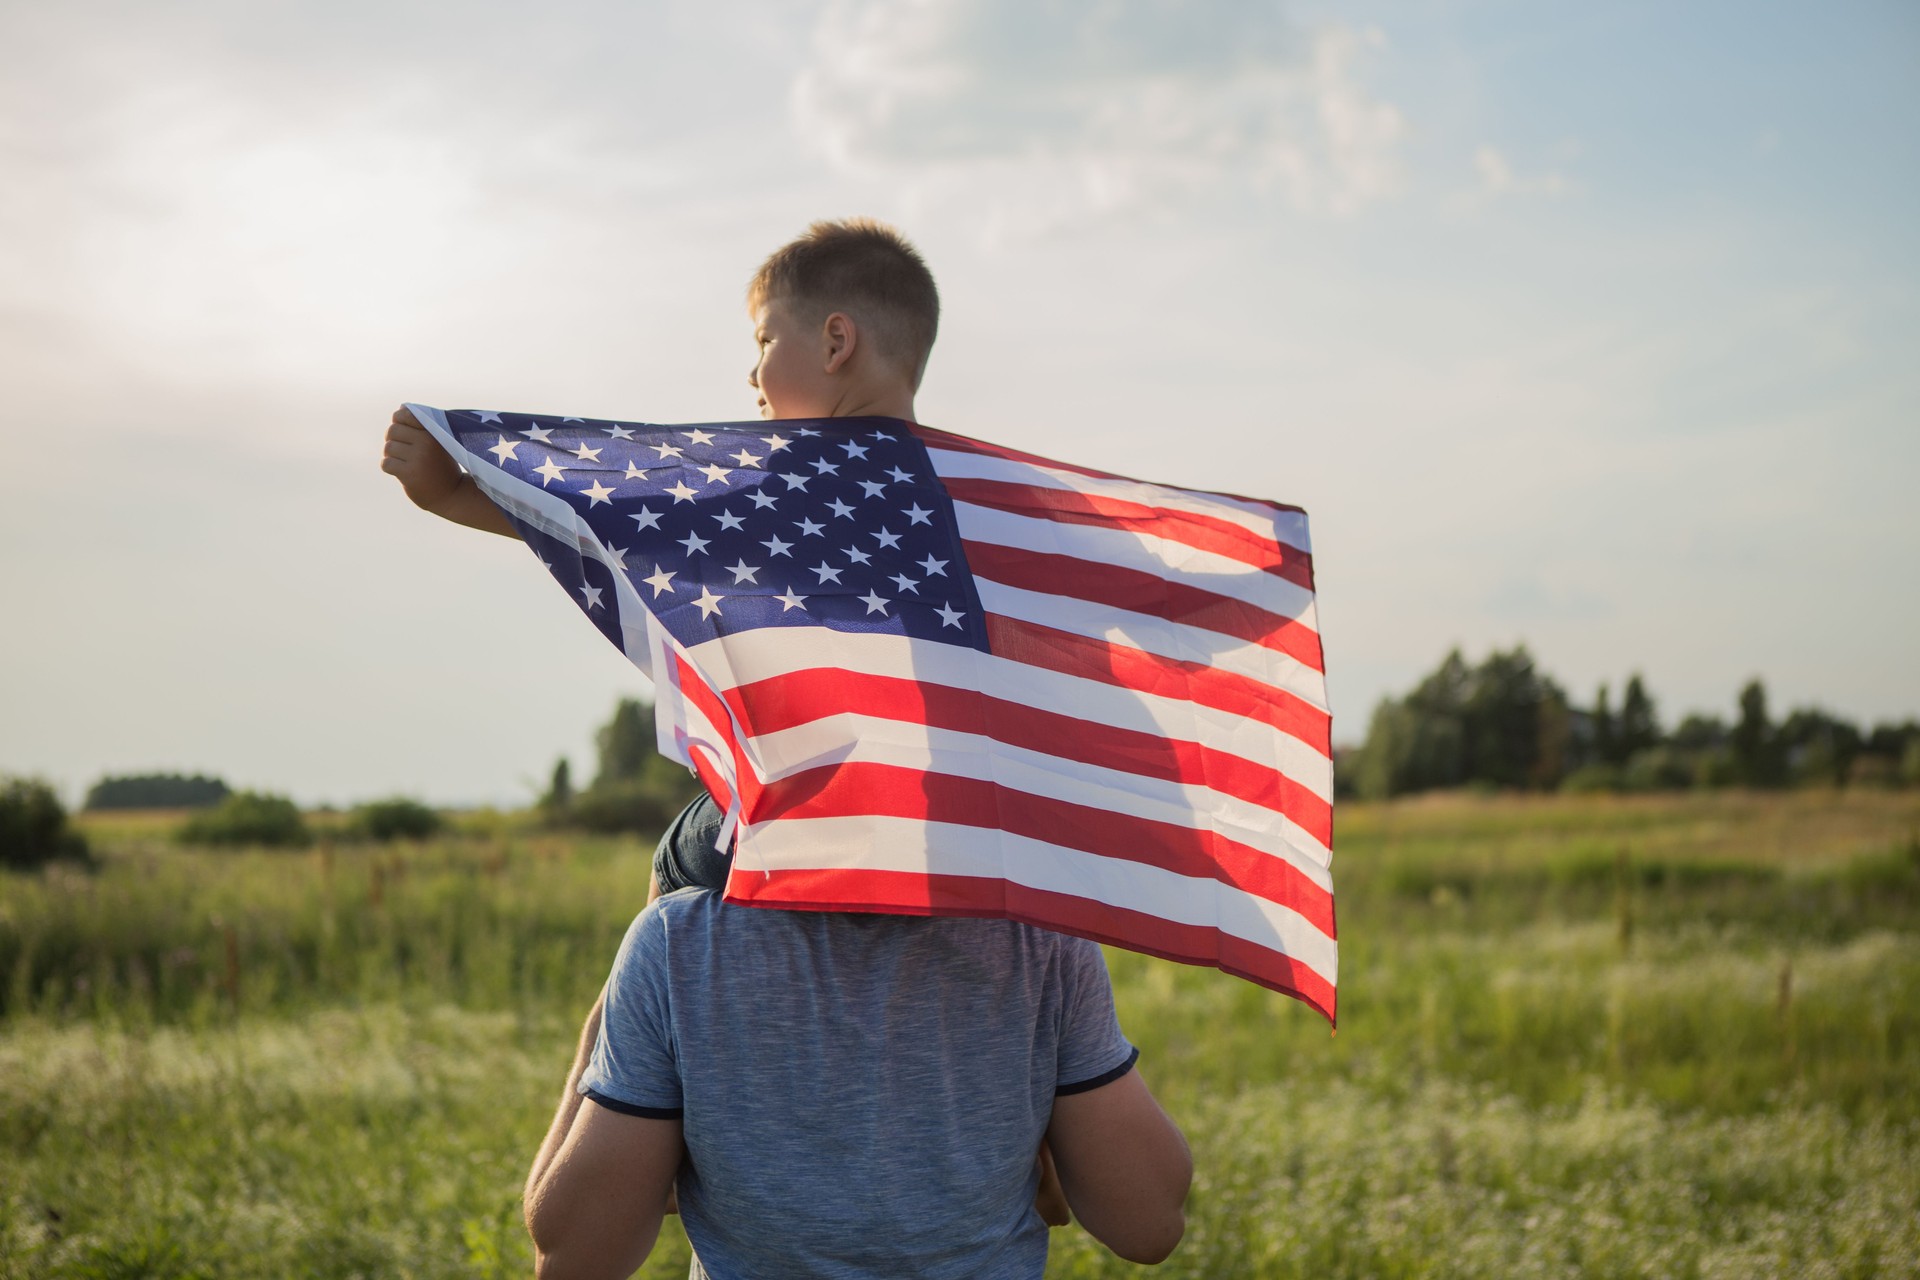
[{"x1": 579, "y1": 889, "x2": 1138, "y2": 1280}]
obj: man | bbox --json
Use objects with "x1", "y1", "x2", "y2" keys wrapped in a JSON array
[{"x1": 522, "y1": 880, "x2": 1191, "y2": 1279}]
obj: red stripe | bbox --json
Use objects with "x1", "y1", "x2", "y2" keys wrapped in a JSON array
[
  {"x1": 753, "y1": 762, "x2": 1335, "y2": 937},
  {"x1": 672, "y1": 655, "x2": 760, "y2": 810},
  {"x1": 984, "y1": 614, "x2": 1330, "y2": 755},
  {"x1": 965, "y1": 541, "x2": 1326, "y2": 675},
  {"x1": 724, "y1": 669, "x2": 1332, "y2": 848},
  {"x1": 946, "y1": 476, "x2": 1313, "y2": 590},
  {"x1": 911, "y1": 423, "x2": 1307, "y2": 519},
  {"x1": 725, "y1": 866, "x2": 1336, "y2": 1025}
]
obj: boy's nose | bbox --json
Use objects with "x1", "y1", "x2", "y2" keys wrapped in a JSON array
[{"x1": 747, "y1": 364, "x2": 759, "y2": 389}]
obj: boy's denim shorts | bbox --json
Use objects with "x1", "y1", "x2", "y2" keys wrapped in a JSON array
[{"x1": 652, "y1": 791, "x2": 734, "y2": 894}]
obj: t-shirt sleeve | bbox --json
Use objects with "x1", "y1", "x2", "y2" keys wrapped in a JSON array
[
  {"x1": 578, "y1": 902, "x2": 684, "y2": 1118},
  {"x1": 1053, "y1": 937, "x2": 1139, "y2": 1095}
]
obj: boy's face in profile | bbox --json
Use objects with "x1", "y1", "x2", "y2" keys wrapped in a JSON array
[{"x1": 748, "y1": 297, "x2": 834, "y2": 421}]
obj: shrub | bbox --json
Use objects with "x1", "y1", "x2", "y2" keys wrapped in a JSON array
[
  {"x1": 177, "y1": 791, "x2": 310, "y2": 848},
  {"x1": 1559, "y1": 764, "x2": 1622, "y2": 795},
  {"x1": 1620, "y1": 747, "x2": 1692, "y2": 793},
  {"x1": 349, "y1": 797, "x2": 444, "y2": 842},
  {"x1": 0, "y1": 777, "x2": 88, "y2": 869},
  {"x1": 565, "y1": 779, "x2": 681, "y2": 835}
]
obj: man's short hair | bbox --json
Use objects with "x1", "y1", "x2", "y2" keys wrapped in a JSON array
[{"x1": 747, "y1": 218, "x2": 940, "y2": 388}]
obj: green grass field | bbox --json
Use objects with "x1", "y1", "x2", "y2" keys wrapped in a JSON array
[{"x1": 3, "y1": 792, "x2": 1917, "y2": 1278}]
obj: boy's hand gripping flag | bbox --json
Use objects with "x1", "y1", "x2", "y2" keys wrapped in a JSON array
[{"x1": 409, "y1": 406, "x2": 1337, "y2": 1023}]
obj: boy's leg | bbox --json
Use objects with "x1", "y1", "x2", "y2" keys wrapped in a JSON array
[{"x1": 651, "y1": 792, "x2": 734, "y2": 896}]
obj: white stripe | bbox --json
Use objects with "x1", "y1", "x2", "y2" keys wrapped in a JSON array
[
  {"x1": 927, "y1": 445, "x2": 1313, "y2": 553},
  {"x1": 745, "y1": 714, "x2": 1333, "y2": 885},
  {"x1": 724, "y1": 643, "x2": 1332, "y2": 804},
  {"x1": 742, "y1": 814, "x2": 1337, "y2": 983},
  {"x1": 685, "y1": 625, "x2": 1331, "y2": 755},
  {"x1": 975, "y1": 581, "x2": 1328, "y2": 712},
  {"x1": 952, "y1": 501, "x2": 1317, "y2": 623}
]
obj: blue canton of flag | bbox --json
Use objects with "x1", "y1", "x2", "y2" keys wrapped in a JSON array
[{"x1": 438, "y1": 410, "x2": 988, "y2": 657}]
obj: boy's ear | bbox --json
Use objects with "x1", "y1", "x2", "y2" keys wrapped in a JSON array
[{"x1": 821, "y1": 311, "x2": 857, "y2": 375}]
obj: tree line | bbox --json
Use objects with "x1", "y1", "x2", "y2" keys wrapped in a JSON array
[{"x1": 1340, "y1": 646, "x2": 1920, "y2": 800}]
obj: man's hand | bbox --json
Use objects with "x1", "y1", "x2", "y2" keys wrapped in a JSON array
[
  {"x1": 380, "y1": 405, "x2": 517, "y2": 538},
  {"x1": 381, "y1": 405, "x2": 464, "y2": 513}
]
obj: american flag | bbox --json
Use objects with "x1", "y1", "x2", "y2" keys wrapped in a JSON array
[{"x1": 409, "y1": 405, "x2": 1336, "y2": 1023}]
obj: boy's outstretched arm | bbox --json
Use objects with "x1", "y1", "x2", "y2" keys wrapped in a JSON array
[{"x1": 381, "y1": 405, "x2": 517, "y2": 538}]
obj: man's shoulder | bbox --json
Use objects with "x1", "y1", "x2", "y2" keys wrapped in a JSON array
[{"x1": 642, "y1": 893, "x2": 1103, "y2": 982}]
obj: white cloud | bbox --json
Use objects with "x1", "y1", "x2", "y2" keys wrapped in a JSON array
[
  {"x1": 1470, "y1": 143, "x2": 1572, "y2": 200},
  {"x1": 792, "y1": 0, "x2": 1406, "y2": 235}
]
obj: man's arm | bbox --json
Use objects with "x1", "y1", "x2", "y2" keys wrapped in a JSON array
[
  {"x1": 380, "y1": 405, "x2": 518, "y2": 538},
  {"x1": 524, "y1": 988, "x2": 685, "y2": 1280},
  {"x1": 1045, "y1": 1066, "x2": 1191, "y2": 1264},
  {"x1": 526, "y1": 1103, "x2": 682, "y2": 1280}
]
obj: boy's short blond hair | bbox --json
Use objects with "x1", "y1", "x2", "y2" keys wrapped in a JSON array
[{"x1": 747, "y1": 218, "x2": 940, "y2": 388}]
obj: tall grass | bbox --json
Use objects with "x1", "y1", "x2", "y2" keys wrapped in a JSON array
[{"x1": 2, "y1": 791, "x2": 1916, "y2": 1277}]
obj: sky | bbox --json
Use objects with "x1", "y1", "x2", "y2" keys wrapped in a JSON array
[{"x1": 2, "y1": 0, "x2": 1916, "y2": 807}]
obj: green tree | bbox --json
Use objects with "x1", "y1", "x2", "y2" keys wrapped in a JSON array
[
  {"x1": 1619, "y1": 675, "x2": 1660, "y2": 760},
  {"x1": 595, "y1": 699, "x2": 656, "y2": 787},
  {"x1": 1353, "y1": 646, "x2": 1567, "y2": 796},
  {"x1": 1777, "y1": 708, "x2": 1863, "y2": 789},
  {"x1": 0, "y1": 777, "x2": 88, "y2": 869},
  {"x1": 84, "y1": 772, "x2": 230, "y2": 810},
  {"x1": 1731, "y1": 679, "x2": 1786, "y2": 789},
  {"x1": 1591, "y1": 683, "x2": 1618, "y2": 768},
  {"x1": 553, "y1": 699, "x2": 704, "y2": 834},
  {"x1": 542, "y1": 758, "x2": 574, "y2": 815}
]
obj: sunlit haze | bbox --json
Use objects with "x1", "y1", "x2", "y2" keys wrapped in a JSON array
[{"x1": 3, "y1": 0, "x2": 1915, "y2": 806}]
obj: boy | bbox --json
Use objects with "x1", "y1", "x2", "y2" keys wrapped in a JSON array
[{"x1": 382, "y1": 220, "x2": 1190, "y2": 1277}]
